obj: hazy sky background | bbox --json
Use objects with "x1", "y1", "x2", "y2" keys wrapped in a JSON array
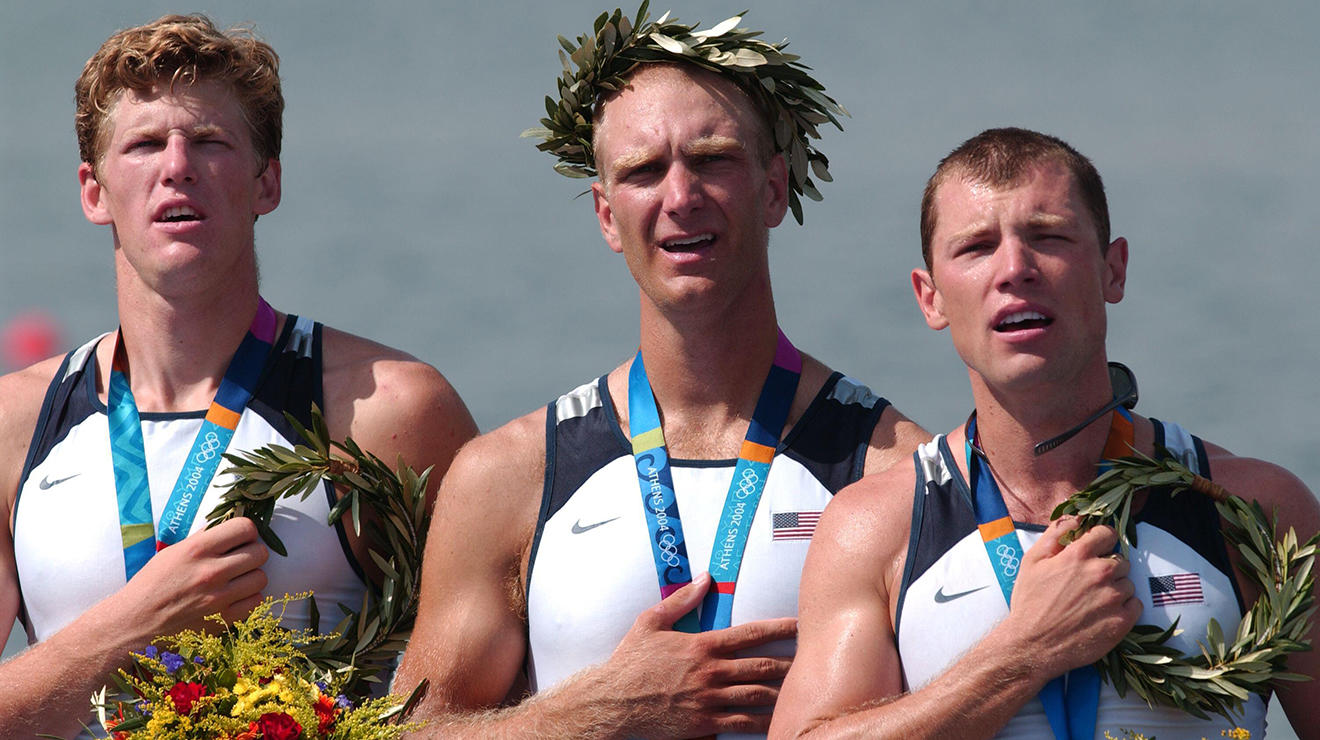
[{"x1": 2, "y1": 3, "x2": 1316, "y2": 734}]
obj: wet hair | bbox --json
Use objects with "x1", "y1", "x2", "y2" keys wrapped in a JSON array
[
  {"x1": 75, "y1": 14, "x2": 282, "y2": 175},
  {"x1": 920, "y1": 127, "x2": 1110, "y2": 271}
]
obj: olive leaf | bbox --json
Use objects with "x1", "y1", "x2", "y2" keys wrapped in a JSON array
[
  {"x1": 209, "y1": 405, "x2": 432, "y2": 698},
  {"x1": 523, "y1": 4, "x2": 847, "y2": 224},
  {"x1": 1056, "y1": 451, "x2": 1317, "y2": 721}
]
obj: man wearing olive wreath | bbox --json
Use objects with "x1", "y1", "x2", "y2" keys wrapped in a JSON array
[
  {"x1": 771, "y1": 128, "x2": 1320, "y2": 738},
  {"x1": 394, "y1": 8, "x2": 927, "y2": 738},
  {"x1": 0, "y1": 15, "x2": 477, "y2": 738}
]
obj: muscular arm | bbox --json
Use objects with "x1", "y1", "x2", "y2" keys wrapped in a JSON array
[
  {"x1": 319, "y1": 327, "x2": 477, "y2": 518},
  {"x1": 772, "y1": 469, "x2": 1140, "y2": 740},
  {"x1": 1208, "y1": 452, "x2": 1320, "y2": 737},
  {"x1": 396, "y1": 412, "x2": 798, "y2": 739}
]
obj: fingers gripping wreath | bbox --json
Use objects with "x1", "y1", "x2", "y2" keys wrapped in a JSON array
[{"x1": 1053, "y1": 452, "x2": 1317, "y2": 722}]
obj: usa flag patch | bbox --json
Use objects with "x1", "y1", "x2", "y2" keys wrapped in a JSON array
[
  {"x1": 772, "y1": 511, "x2": 821, "y2": 541},
  {"x1": 1149, "y1": 573, "x2": 1204, "y2": 606}
]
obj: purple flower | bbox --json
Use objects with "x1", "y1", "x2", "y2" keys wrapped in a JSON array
[
  {"x1": 142, "y1": 645, "x2": 159, "y2": 659},
  {"x1": 193, "y1": 655, "x2": 205, "y2": 664},
  {"x1": 335, "y1": 694, "x2": 352, "y2": 709},
  {"x1": 161, "y1": 651, "x2": 185, "y2": 673}
]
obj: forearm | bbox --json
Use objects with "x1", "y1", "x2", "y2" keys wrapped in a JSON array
[
  {"x1": 798, "y1": 628, "x2": 1049, "y2": 740},
  {"x1": 408, "y1": 664, "x2": 665, "y2": 740},
  {"x1": 0, "y1": 606, "x2": 142, "y2": 737}
]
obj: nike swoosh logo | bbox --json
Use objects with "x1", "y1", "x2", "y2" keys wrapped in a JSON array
[
  {"x1": 571, "y1": 516, "x2": 620, "y2": 534},
  {"x1": 933, "y1": 584, "x2": 989, "y2": 603},
  {"x1": 38, "y1": 472, "x2": 81, "y2": 490}
]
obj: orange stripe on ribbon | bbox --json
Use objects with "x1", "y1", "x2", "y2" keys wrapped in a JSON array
[
  {"x1": 978, "y1": 516, "x2": 1015, "y2": 541},
  {"x1": 1102, "y1": 412, "x2": 1135, "y2": 460},
  {"x1": 738, "y1": 440, "x2": 776, "y2": 464},
  {"x1": 205, "y1": 405, "x2": 242, "y2": 429}
]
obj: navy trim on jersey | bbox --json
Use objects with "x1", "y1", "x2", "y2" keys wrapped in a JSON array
[
  {"x1": 13, "y1": 316, "x2": 367, "y2": 599},
  {"x1": 525, "y1": 401, "x2": 561, "y2": 598},
  {"x1": 894, "y1": 419, "x2": 1244, "y2": 643},
  {"x1": 526, "y1": 370, "x2": 890, "y2": 612}
]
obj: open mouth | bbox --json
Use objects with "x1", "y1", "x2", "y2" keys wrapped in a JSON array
[
  {"x1": 995, "y1": 310, "x2": 1052, "y2": 332},
  {"x1": 660, "y1": 234, "x2": 715, "y2": 252},
  {"x1": 157, "y1": 206, "x2": 202, "y2": 223}
]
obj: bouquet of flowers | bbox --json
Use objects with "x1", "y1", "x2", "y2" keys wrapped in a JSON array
[{"x1": 87, "y1": 594, "x2": 423, "y2": 740}]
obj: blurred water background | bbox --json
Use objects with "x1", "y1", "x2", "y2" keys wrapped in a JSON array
[{"x1": 2, "y1": 2, "x2": 1316, "y2": 735}]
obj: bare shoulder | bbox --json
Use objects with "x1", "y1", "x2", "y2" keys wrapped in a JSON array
[
  {"x1": 438, "y1": 406, "x2": 546, "y2": 527},
  {"x1": 0, "y1": 357, "x2": 66, "y2": 509},
  {"x1": 431, "y1": 408, "x2": 549, "y2": 577},
  {"x1": 1199, "y1": 441, "x2": 1320, "y2": 532},
  {"x1": 317, "y1": 324, "x2": 477, "y2": 474},
  {"x1": 443, "y1": 408, "x2": 547, "y2": 507},
  {"x1": 825, "y1": 459, "x2": 920, "y2": 569}
]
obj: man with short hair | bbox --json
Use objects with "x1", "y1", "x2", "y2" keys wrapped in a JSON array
[
  {"x1": 394, "y1": 9, "x2": 927, "y2": 738},
  {"x1": 0, "y1": 15, "x2": 477, "y2": 736},
  {"x1": 770, "y1": 127, "x2": 1320, "y2": 739}
]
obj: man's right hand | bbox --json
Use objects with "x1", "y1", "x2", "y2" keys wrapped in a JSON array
[
  {"x1": 604, "y1": 572, "x2": 797, "y2": 738},
  {"x1": 1002, "y1": 517, "x2": 1141, "y2": 678},
  {"x1": 103, "y1": 517, "x2": 269, "y2": 641}
]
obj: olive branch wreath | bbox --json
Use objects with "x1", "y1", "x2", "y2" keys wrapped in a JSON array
[
  {"x1": 1052, "y1": 451, "x2": 1317, "y2": 721},
  {"x1": 520, "y1": 2, "x2": 848, "y2": 224},
  {"x1": 206, "y1": 406, "x2": 432, "y2": 698}
]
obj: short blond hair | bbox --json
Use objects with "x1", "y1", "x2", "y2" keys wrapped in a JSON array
[{"x1": 75, "y1": 14, "x2": 282, "y2": 174}]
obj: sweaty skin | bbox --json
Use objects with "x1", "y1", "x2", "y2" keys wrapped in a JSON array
[
  {"x1": 771, "y1": 161, "x2": 1320, "y2": 738},
  {"x1": 394, "y1": 64, "x2": 928, "y2": 739}
]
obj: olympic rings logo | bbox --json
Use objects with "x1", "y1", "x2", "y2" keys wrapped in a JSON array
[
  {"x1": 736, "y1": 468, "x2": 760, "y2": 498},
  {"x1": 657, "y1": 531, "x2": 682, "y2": 566},
  {"x1": 194, "y1": 431, "x2": 223, "y2": 463},
  {"x1": 995, "y1": 543, "x2": 1020, "y2": 577}
]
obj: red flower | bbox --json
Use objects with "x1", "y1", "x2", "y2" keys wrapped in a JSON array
[
  {"x1": 314, "y1": 693, "x2": 340, "y2": 734},
  {"x1": 166, "y1": 681, "x2": 210, "y2": 715},
  {"x1": 256, "y1": 711, "x2": 303, "y2": 740}
]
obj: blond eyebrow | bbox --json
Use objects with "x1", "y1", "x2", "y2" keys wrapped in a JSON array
[
  {"x1": 120, "y1": 122, "x2": 229, "y2": 140},
  {"x1": 944, "y1": 222, "x2": 995, "y2": 247},
  {"x1": 607, "y1": 135, "x2": 746, "y2": 176},
  {"x1": 609, "y1": 148, "x2": 658, "y2": 175},
  {"x1": 683, "y1": 135, "x2": 743, "y2": 157},
  {"x1": 1025, "y1": 212, "x2": 1070, "y2": 229}
]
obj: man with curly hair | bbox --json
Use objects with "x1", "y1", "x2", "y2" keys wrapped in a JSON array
[
  {"x1": 395, "y1": 9, "x2": 927, "y2": 739},
  {"x1": 770, "y1": 128, "x2": 1320, "y2": 739},
  {"x1": 0, "y1": 15, "x2": 476, "y2": 736}
]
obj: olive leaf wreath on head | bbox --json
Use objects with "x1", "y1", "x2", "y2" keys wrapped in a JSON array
[
  {"x1": 521, "y1": 2, "x2": 848, "y2": 224},
  {"x1": 1054, "y1": 451, "x2": 1317, "y2": 722},
  {"x1": 207, "y1": 406, "x2": 431, "y2": 698}
]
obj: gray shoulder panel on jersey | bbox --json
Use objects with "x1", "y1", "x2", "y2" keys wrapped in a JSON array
[
  {"x1": 61, "y1": 334, "x2": 107, "y2": 382},
  {"x1": 554, "y1": 379, "x2": 602, "y2": 424},
  {"x1": 289, "y1": 316, "x2": 316, "y2": 358},
  {"x1": 1158, "y1": 419, "x2": 1199, "y2": 470},
  {"x1": 828, "y1": 374, "x2": 880, "y2": 409},
  {"x1": 915, "y1": 435, "x2": 952, "y2": 490}
]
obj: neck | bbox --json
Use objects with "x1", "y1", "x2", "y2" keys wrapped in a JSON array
[
  {"x1": 632, "y1": 287, "x2": 781, "y2": 452},
  {"x1": 967, "y1": 362, "x2": 1116, "y2": 517},
  {"x1": 110, "y1": 281, "x2": 264, "y2": 413}
]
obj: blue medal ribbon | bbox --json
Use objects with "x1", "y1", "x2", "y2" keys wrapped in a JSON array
[
  {"x1": 965, "y1": 408, "x2": 1133, "y2": 740},
  {"x1": 108, "y1": 299, "x2": 277, "y2": 579},
  {"x1": 628, "y1": 330, "x2": 801, "y2": 632}
]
